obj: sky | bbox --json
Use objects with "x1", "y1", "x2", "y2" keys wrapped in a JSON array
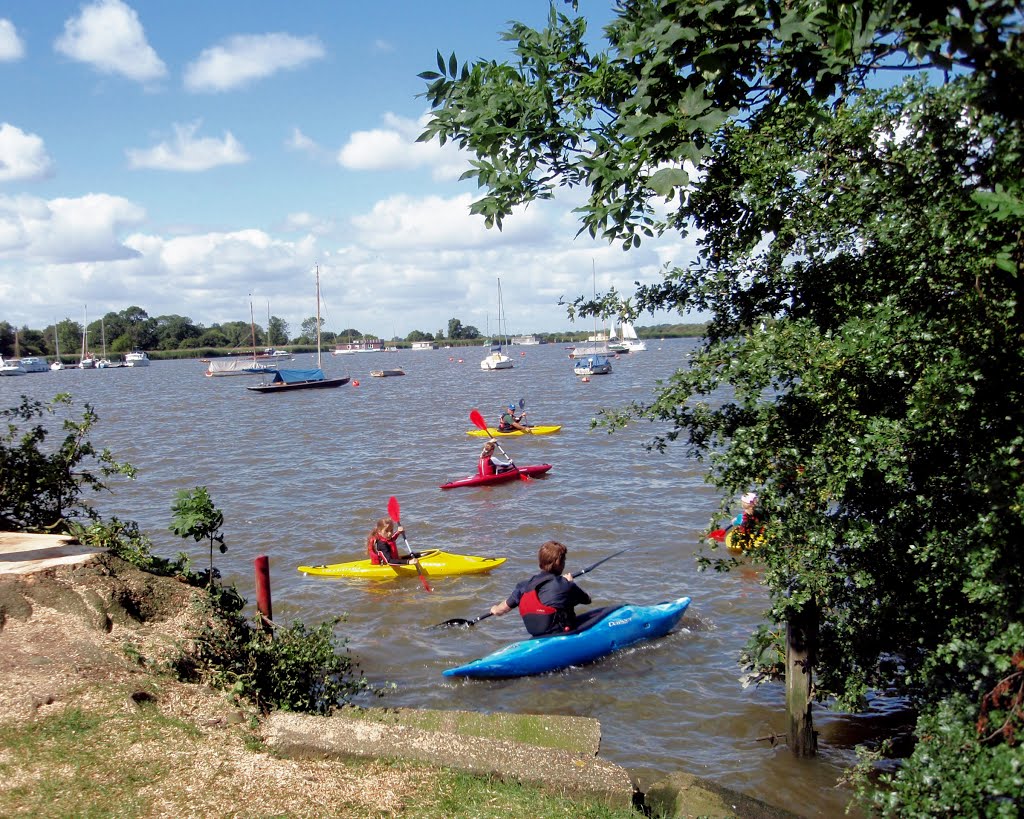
[{"x1": 0, "y1": 1, "x2": 698, "y2": 340}]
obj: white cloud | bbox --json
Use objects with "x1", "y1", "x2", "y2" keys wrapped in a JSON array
[
  {"x1": 0, "y1": 192, "x2": 145, "y2": 263},
  {"x1": 126, "y1": 121, "x2": 249, "y2": 171},
  {"x1": 0, "y1": 124, "x2": 54, "y2": 182},
  {"x1": 0, "y1": 19, "x2": 25, "y2": 61},
  {"x1": 337, "y1": 112, "x2": 467, "y2": 180},
  {"x1": 350, "y1": 192, "x2": 548, "y2": 251},
  {"x1": 284, "y1": 127, "x2": 331, "y2": 162},
  {"x1": 184, "y1": 33, "x2": 325, "y2": 92},
  {"x1": 281, "y1": 211, "x2": 334, "y2": 235},
  {"x1": 54, "y1": 0, "x2": 166, "y2": 83}
]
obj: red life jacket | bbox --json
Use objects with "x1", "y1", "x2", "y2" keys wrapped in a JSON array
[
  {"x1": 367, "y1": 534, "x2": 400, "y2": 565},
  {"x1": 478, "y1": 455, "x2": 496, "y2": 476},
  {"x1": 519, "y1": 576, "x2": 568, "y2": 636}
]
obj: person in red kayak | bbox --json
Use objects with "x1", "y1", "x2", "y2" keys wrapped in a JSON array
[
  {"x1": 365, "y1": 517, "x2": 412, "y2": 564},
  {"x1": 488, "y1": 540, "x2": 591, "y2": 636},
  {"x1": 478, "y1": 440, "x2": 514, "y2": 476}
]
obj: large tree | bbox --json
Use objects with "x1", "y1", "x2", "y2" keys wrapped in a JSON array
[{"x1": 420, "y1": 1, "x2": 1023, "y2": 812}]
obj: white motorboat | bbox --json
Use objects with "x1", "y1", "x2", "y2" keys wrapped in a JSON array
[{"x1": 124, "y1": 350, "x2": 151, "y2": 367}]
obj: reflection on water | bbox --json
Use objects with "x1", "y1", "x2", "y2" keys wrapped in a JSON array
[{"x1": 1, "y1": 340, "x2": 865, "y2": 817}]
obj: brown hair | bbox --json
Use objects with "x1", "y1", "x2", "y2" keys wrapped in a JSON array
[
  {"x1": 366, "y1": 517, "x2": 394, "y2": 550},
  {"x1": 538, "y1": 540, "x2": 567, "y2": 574}
]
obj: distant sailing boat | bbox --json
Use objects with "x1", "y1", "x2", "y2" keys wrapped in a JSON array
[
  {"x1": 50, "y1": 320, "x2": 64, "y2": 370},
  {"x1": 79, "y1": 308, "x2": 96, "y2": 369},
  {"x1": 573, "y1": 262, "x2": 613, "y2": 376},
  {"x1": 480, "y1": 278, "x2": 514, "y2": 370},
  {"x1": 96, "y1": 317, "x2": 113, "y2": 368},
  {"x1": 247, "y1": 266, "x2": 351, "y2": 393}
]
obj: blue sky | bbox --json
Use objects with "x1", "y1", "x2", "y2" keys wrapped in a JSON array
[{"x1": 0, "y1": 1, "x2": 696, "y2": 339}]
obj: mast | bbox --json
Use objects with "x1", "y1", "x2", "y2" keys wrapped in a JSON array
[
  {"x1": 249, "y1": 297, "x2": 258, "y2": 363},
  {"x1": 81, "y1": 306, "x2": 88, "y2": 364},
  {"x1": 315, "y1": 265, "x2": 322, "y2": 368}
]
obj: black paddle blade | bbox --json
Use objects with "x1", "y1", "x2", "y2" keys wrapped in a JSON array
[
  {"x1": 430, "y1": 611, "x2": 492, "y2": 629},
  {"x1": 430, "y1": 618, "x2": 474, "y2": 629}
]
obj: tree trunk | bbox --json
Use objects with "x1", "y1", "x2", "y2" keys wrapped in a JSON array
[{"x1": 786, "y1": 601, "x2": 818, "y2": 756}]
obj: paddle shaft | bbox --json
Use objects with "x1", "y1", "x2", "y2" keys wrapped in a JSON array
[
  {"x1": 387, "y1": 496, "x2": 432, "y2": 592},
  {"x1": 432, "y1": 545, "x2": 633, "y2": 628},
  {"x1": 470, "y1": 409, "x2": 527, "y2": 479}
]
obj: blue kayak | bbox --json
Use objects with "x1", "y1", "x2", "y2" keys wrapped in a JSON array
[{"x1": 443, "y1": 596, "x2": 691, "y2": 679}]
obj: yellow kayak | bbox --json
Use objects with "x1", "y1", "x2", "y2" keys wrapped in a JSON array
[
  {"x1": 298, "y1": 549, "x2": 506, "y2": 579},
  {"x1": 466, "y1": 425, "x2": 562, "y2": 437}
]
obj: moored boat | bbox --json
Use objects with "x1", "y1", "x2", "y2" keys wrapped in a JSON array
[
  {"x1": 246, "y1": 367, "x2": 350, "y2": 392},
  {"x1": 370, "y1": 368, "x2": 405, "y2": 377},
  {"x1": 443, "y1": 596, "x2": 691, "y2": 678},
  {"x1": 124, "y1": 350, "x2": 151, "y2": 367},
  {"x1": 440, "y1": 464, "x2": 551, "y2": 490},
  {"x1": 465, "y1": 425, "x2": 562, "y2": 437},
  {"x1": 573, "y1": 354, "x2": 613, "y2": 376},
  {"x1": 297, "y1": 549, "x2": 505, "y2": 579}
]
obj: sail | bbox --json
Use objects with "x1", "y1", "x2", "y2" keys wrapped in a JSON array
[{"x1": 620, "y1": 322, "x2": 639, "y2": 340}]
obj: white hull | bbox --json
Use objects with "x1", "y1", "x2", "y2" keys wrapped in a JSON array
[
  {"x1": 480, "y1": 352, "x2": 514, "y2": 370},
  {"x1": 125, "y1": 351, "x2": 150, "y2": 367}
]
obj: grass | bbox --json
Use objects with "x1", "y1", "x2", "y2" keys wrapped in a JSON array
[{"x1": 0, "y1": 687, "x2": 641, "y2": 819}]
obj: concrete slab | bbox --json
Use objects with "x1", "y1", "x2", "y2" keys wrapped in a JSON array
[
  {"x1": 0, "y1": 532, "x2": 101, "y2": 575},
  {"x1": 266, "y1": 710, "x2": 636, "y2": 809}
]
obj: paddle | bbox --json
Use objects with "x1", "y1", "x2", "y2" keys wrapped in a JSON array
[
  {"x1": 387, "y1": 496, "x2": 432, "y2": 592},
  {"x1": 517, "y1": 397, "x2": 532, "y2": 430},
  {"x1": 708, "y1": 527, "x2": 729, "y2": 542},
  {"x1": 430, "y1": 546, "x2": 635, "y2": 629},
  {"x1": 470, "y1": 409, "x2": 529, "y2": 481}
]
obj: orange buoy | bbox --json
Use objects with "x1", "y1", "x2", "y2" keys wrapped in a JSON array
[
  {"x1": 352, "y1": 379, "x2": 360, "y2": 386},
  {"x1": 581, "y1": 376, "x2": 590, "y2": 383}
]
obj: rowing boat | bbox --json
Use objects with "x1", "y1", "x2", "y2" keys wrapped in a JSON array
[
  {"x1": 439, "y1": 464, "x2": 552, "y2": 490},
  {"x1": 298, "y1": 549, "x2": 505, "y2": 579},
  {"x1": 465, "y1": 425, "x2": 562, "y2": 437},
  {"x1": 443, "y1": 596, "x2": 691, "y2": 678}
]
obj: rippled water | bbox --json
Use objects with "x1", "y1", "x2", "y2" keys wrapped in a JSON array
[{"x1": 2, "y1": 341, "x2": 882, "y2": 816}]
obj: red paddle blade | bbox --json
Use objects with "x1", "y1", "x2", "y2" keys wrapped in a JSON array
[
  {"x1": 387, "y1": 495, "x2": 400, "y2": 523},
  {"x1": 469, "y1": 409, "x2": 487, "y2": 431},
  {"x1": 518, "y1": 469, "x2": 530, "y2": 481},
  {"x1": 708, "y1": 528, "x2": 727, "y2": 542}
]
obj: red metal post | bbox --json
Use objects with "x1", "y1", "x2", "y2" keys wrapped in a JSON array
[{"x1": 254, "y1": 555, "x2": 272, "y2": 629}]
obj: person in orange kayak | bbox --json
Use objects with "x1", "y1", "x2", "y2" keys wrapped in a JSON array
[
  {"x1": 478, "y1": 440, "x2": 514, "y2": 476},
  {"x1": 488, "y1": 540, "x2": 591, "y2": 636},
  {"x1": 365, "y1": 517, "x2": 411, "y2": 565}
]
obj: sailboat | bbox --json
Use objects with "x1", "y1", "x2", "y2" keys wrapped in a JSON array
[
  {"x1": 480, "y1": 278, "x2": 514, "y2": 370},
  {"x1": 204, "y1": 300, "x2": 275, "y2": 377},
  {"x1": 572, "y1": 263, "x2": 613, "y2": 376},
  {"x1": 609, "y1": 321, "x2": 647, "y2": 353},
  {"x1": 79, "y1": 308, "x2": 96, "y2": 369},
  {"x1": 96, "y1": 318, "x2": 114, "y2": 368},
  {"x1": 247, "y1": 266, "x2": 351, "y2": 393},
  {"x1": 50, "y1": 320, "x2": 64, "y2": 370}
]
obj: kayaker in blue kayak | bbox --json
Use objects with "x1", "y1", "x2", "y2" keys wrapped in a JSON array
[
  {"x1": 478, "y1": 440, "x2": 515, "y2": 476},
  {"x1": 497, "y1": 403, "x2": 529, "y2": 432},
  {"x1": 488, "y1": 540, "x2": 592, "y2": 636}
]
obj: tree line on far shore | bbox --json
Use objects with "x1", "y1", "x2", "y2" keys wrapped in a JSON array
[{"x1": 0, "y1": 308, "x2": 706, "y2": 359}]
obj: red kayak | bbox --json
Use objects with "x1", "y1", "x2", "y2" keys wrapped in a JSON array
[{"x1": 439, "y1": 464, "x2": 552, "y2": 490}]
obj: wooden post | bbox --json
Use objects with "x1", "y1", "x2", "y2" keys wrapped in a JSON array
[
  {"x1": 785, "y1": 600, "x2": 818, "y2": 756},
  {"x1": 254, "y1": 555, "x2": 272, "y2": 632}
]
